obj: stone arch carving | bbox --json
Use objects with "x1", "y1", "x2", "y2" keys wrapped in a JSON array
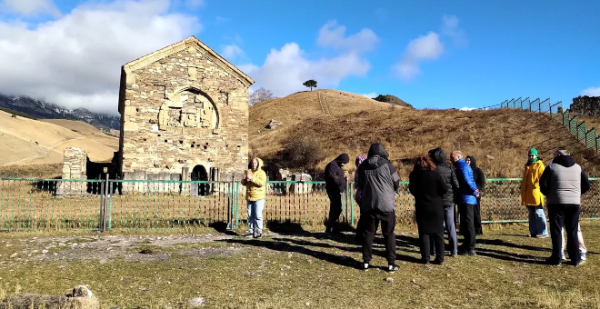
[{"x1": 159, "y1": 86, "x2": 220, "y2": 131}]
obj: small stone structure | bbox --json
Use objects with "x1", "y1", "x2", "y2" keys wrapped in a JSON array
[
  {"x1": 0, "y1": 285, "x2": 99, "y2": 309},
  {"x1": 116, "y1": 36, "x2": 254, "y2": 193},
  {"x1": 57, "y1": 147, "x2": 88, "y2": 196}
]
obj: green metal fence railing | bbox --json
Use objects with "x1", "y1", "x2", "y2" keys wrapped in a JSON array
[{"x1": 0, "y1": 178, "x2": 598, "y2": 231}]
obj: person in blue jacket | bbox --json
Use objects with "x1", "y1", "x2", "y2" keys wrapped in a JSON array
[{"x1": 450, "y1": 150, "x2": 479, "y2": 256}]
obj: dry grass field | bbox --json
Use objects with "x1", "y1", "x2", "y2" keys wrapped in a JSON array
[
  {"x1": 1, "y1": 222, "x2": 600, "y2": 308},
  {"x1": 0, "y1": 111, "x2": 118, "y2": 167},
  {"x1": 250, "y1": 90, "x2": 600, "y2": 179}
]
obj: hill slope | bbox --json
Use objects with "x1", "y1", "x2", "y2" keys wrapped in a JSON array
[
  {"x1": 250, "y1": 90, "x2": 600, "y2": 179},
  {"x1": 0, "y1": 111, "x2": 119, "y2": 167}
]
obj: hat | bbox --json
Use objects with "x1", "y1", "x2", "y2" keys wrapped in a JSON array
[
  {"x1": 555, "y1": 149, "x2": 570, "y2": 156},
  {"x1": 528, "y1": 148, "x2": 538, "y2": 156}
]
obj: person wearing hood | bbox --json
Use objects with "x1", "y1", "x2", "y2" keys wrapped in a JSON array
[
  {"x1": 409, "y1": 156, "x2": 448, "y2": 265},
  {"x1": 450, "y1": 150, "x2": 479, "y2": 256},
  {"x1": 429, "y1": 148, "x2": 460, "y2": 256},
  {"x1": 324, "y1": 153, "x2": 350, "y2": 235},
  {"x1": 520, "y1": 148, "x2": 549, "y2": 238},
  {"x1": 356, "y1": 143, "x2": 401, "y2": 272},
  {"x1": 353, "y1": 155, "x2": 369, "y2": 243},
  {"x1": 241, "y1": 157, "x2": 267, "y2": 238},
  {"x1": 540, "y1": 148, "x2": 591, "y2": 266},
  {"x1": 466, "y1": 156, "x2": 486, "y2": 235}
]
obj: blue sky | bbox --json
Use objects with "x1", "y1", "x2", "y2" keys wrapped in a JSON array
[{"x1": 1, "y1": 0, "x2": 599, "y2": 113}]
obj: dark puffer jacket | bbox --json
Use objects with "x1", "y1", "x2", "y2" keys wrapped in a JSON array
[
  {"x1": 429, "y1": 148, "x2": 459, "y2": 207},
  {"x1": 325, "y1": 154, "x2": 350, "y2": 195},
  {"x1": 466, "y1": 156, "x2": 485, "y2": 192},
  {"x1": 356, "y1": 144, "x2": 400, "y2": 213}
]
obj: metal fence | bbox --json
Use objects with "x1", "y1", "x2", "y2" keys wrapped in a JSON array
[{"x1": 1, "y1": 177, "x2": 599, "y2": 231}]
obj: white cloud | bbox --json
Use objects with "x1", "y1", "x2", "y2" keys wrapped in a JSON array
[
  {"x1": 1, "y1": 0, "x2": 60, "y2": 17},
  {"x1": 394, "y1": 32, "x2": 444, "y2": 81},
  {"x1": 317, "y1": 20, "x2": 379, "y2": 54},
  {"x1": 0, "y1": 0, "x2": 201, "y2": 115},
  {"x1": 221, "y1": 43, "x2": 245, "y2": 60},
  {"x1": 581, "y1": 87, "x2": 600, "y2": 97},
  {"x1": 186, "y1": 0, "x2": 203, "y2": 8},
  {"x1": 441, "y1": 14, "x2": 468, "y2": 47},
  {"x1": 239, "y1": 42, "x2": 371, "y2": 97},
  {"x1": 459, "y1": 107, "x2": 477, "y2": 111},
  {"x1": 361, "y1": 92, "x2": 377, "y2": 98},
  {"x1": 239, "y1": 21, "x2": 376, "y2": 97}
]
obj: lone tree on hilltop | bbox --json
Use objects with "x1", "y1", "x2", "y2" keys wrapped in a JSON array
[
  {"x1": 303, "y1": 80, "x2": 317, "y2": 91},
  {"x1": 249, "y1": 87, "x2": 277, "y2": 106}
]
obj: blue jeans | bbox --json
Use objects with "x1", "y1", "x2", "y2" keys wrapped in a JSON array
[
  {"x1": 527, "y1": 206, "x2": 548, "y2": 237},
  {"x1": 247, "y1": 200, "x2": 265, "y2": 234},
  {"x1": 444, "y1": 206, "x2": 458, "y2": 254}
]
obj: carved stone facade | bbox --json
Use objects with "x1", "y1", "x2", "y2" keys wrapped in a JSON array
[{"x1": 117, "y1": 36, "x2": 254, "y2": 184}]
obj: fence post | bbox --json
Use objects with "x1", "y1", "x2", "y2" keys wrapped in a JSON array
[
  {"x1": 98, "y1": 177, "x2": 106, "y2": 232},
  {"x1": 596, "y1": 136, "x2": 600, "y2": 154}
]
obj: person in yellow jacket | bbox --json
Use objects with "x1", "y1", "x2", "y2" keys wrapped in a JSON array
[
  {"x1": 520, "y1": 148, "x2": 549, "y2": 238},
  {"x1": 241, "y1": 157, "x2": 267, "y2": 238}
]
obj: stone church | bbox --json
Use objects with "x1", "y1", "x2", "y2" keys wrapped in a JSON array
[{"x1": 116, "y1": 36, "x2": 254, "y2": 185}]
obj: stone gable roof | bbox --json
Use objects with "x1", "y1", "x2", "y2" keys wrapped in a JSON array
[{"x1": 122, "y1": 36, "x2": 254, "y2": 87}]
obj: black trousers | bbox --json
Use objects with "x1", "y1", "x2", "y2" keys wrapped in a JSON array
[
  {"x1": 474, "y1": 198, "x2": 483, "y2": 235},
  {"x1": 548, "y1": 203, "x2": 581, "y2": 265},
  {"x1": 419, "y1": 230, "x2": 444, "y2": 263},
  {"x1": 459, "y1": 204, "x2": 477, "y2": 251},
  {"x1": 355, "y1": 206, "x2": 380, "y2": 242},
  {"x1": 362, "y1": 210, "x2": 396, "y2": 264},
  {"x1": 326, "y1": 191, "x2": 343, "y2": 231}
]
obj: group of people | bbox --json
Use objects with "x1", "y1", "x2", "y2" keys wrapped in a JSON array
[
  {"x1": 240, "y1": 143, "x2": 592, "y2": 271},
  {"x1": 323, "y1": 144, "x2": 591, "y2": 271}
]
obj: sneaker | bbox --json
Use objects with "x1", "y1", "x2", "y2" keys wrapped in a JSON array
[
  {"x1": 561, "y1": 252, "x2": 566, "y2": 261},
  {"x1": 450, "y1": 252, "x2": 457, "y2": 258},
  {"x1": 468, "y1": 250, "x2": 477, "y2": 256},
  {"x1": 253, "y1": 233, "x2": 263, "y2": 239},
  {"x1": 387, "y1": 264, "x2": 399, "y2": 272},
  {"x1": 457, "y1": 250, "x2": 470, "y2": 256},
  {"x1": 545, "y1": 257, "x2": 561, "y2": 266},
  {"x1": 575, "y1": 259, "x2": 585, "y2": 267},
  {"x1": 432, "y1": 259, "x2": 444, "y2": 265},
  {"x1": 536, "y1": 234, "x2": 549, "y2": 239},
  {"x1": 241, "y1": 232, "x2": 253, "y2": 237},
  {"x1": 361, "y1": 262, "x2": 370, "y2": 271},
  {"x1": 581, "y1": 253, "x2": 587, "y2": 261}
]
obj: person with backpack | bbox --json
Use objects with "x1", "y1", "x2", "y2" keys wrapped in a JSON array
[{"x1": 356, "y1": 143, "x2": 400, "y2": 272}]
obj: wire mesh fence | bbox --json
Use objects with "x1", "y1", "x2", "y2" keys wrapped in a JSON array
[{"x1": 0, "y1": 178, "x2": 599, "y2": 231}]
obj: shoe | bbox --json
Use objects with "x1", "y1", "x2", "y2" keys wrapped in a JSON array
[
  {"x1": 457, "y1": 250, "x2": 470, "y2": 256},
  {"x1": 450, "y1": 252, "x2": 457, "y2": 258},
  {"x1": 387, "y1": 264, "x2": 399, "y2": 272},
  {"x1": 545, "y1": 257, "x2": 561, "y2": 266},
  {"x1": 575, "y1": 260, "x2": 585, "y2": 267},
  {"x1": 536, "y1": 234, "x2": 549, "y2": 239},
  {"x1": 561, "y1": 252, "x2": 566, "y2": 261},
  {"x1": 581, "y1": 253, "x2": 587, "y2": 261},
  {"x1": 253, "y1": 233, "x2": 262, "y2": 239},
  {"x1": 431, "y1": 259, "x2": 444, "y2": 265},
  {"x1": 361, "y1": 262, "x2": 369, "y2": 271},
  {"x1": 241, "y1": 232, "x2": 253, "y2": 237},
  {"x1": 468, "y1": 250, "x2": 477, "y2": 256},
  {"x1": 421, "y1": 258, "x2": 430, "y2": 265}
]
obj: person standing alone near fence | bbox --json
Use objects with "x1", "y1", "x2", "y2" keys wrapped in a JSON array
[
  {"x1": 357, "y1": 143, "x2": 400, "y2": 272},
  {"x1": 450, "y1": 150, "x2": 479, "y2": 256},
  {"x1": 409, "y1": 156, "x2": 448, "y2": 265},
  {"x1": 520, "y1": 148, "x2": 549, "y2": 238},
  {"x1": 241, "y1": 157, "x2": 267, "y2": 239},
  {"x1": 466, "y1": 156, "x2": 485, "y2": 235},
  {"x1": 429, "y1": 148, "x2": 460, "y2": 257},
  {"x1": 540, "y1": 148, "x2": 591, "y2": 266},
  {"x1": 324, "y1": 153, "x2": 350, "y2": 236}
]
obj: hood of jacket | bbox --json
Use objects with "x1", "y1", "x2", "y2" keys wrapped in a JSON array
[
  {"x1": 249, "y1": 157, "x2": 264, "y2": 171},
  {"x1": 333, "y1": 153, "x2": 350, "y2": 166},
  {"x1": 466, "y1": 155, "x2": 477, "y2": 169},
  {"x1": 430, "y1": 148, "x2": 447, "y2": 166},
  {"x1": 552, "y1": 155, "x2": 575, "y2": 167},
  {"x1": 366, "y1": 143, "x2": 390, "y2": 167}
]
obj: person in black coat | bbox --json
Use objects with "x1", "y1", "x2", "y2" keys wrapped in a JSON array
[
  {"x1": 466, "y1": 156, "x2": 485, "y2": 235},
  {"x1": 324, "y1": 153, "x2": 350, "y2": 235},
  {"x1": 409, "y1": 156, "x2": 449, "y2": 265}
]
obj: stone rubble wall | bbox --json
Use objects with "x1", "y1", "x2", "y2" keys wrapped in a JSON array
[{"x1": 57, "y1": 147, "x2": 88, "y2": 197}]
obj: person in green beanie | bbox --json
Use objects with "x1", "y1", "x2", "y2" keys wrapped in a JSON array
[{"x1": 520, "y1": 148, "x2": 549, "y2": 238}]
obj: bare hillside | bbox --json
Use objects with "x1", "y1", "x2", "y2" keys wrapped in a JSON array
[
  {"x1": 250, "y1": 90, "x2": 600, "y2": 179},
  {"x1": 0, "y1": 111, "x2": 118, "y2": 167}
]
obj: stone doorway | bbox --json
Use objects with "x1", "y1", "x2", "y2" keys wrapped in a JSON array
[{"x1": 191, "y1": 165, "x2": 210, "y2": 196}]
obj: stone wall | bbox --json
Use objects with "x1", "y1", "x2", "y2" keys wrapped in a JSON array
[
  {"x1": 118, "y1": 38, "x2": 251, "y2": 185},
  {"x1": 57, "y1": 147, "x2": 87, "y2": 196},
  {"x1": 571, "y1": 96, "x2": 600, "y2": 117}
]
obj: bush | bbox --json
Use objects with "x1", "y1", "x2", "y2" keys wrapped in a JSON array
[{"x1": 280, "y1": 138, "x2": 324, "y2": 168}]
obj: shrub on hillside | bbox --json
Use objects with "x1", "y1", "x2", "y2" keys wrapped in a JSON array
[{"x1": 280, "y1": 138, "x2": 324, "y2": 168}]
